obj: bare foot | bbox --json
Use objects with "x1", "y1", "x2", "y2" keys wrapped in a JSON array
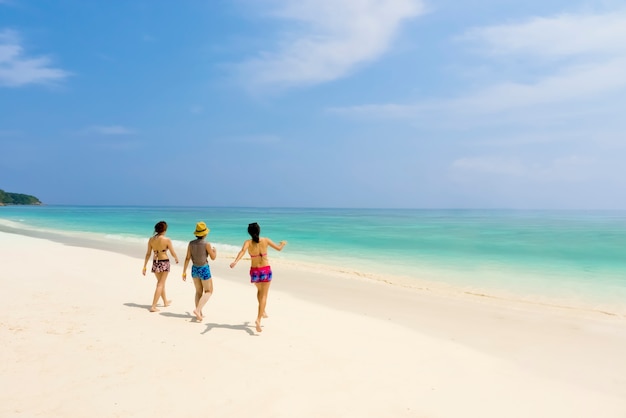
[
  {"x1": 255, "y1": 319, "x2": 262, "y2": 332},
  {"x1": 193, "y1": 309, "x2": 203, "y2": 321},
  {"x1": 164, "y1": 300, "x2": 172, "y2": 307},
  {"x1": 262, "y1": 311, "x2": 269, "y2": 318},
  {"x1": 150, "y1": 307, "x2": 160, "y2": 312}
]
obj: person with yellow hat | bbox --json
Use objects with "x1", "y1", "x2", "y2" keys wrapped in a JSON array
[{"x1": 182, "y1": 221, "x2": 217, "y2": 321}]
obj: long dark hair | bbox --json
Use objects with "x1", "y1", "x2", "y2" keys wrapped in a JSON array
[
  {"x1": 248, "y1": 222, "x2": 260, "y2": 243},
  {"x1": 154, "y1": 221, "x2": 167, "y2": 236}
]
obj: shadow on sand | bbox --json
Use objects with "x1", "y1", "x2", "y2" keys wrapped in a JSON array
[
  {"x1": 123, "y1": 302, "x2": 152, "y2": 311},
  {"x1": 160, "y1": 311, "x2": 257, "y2": 336},
  {"x1": 201, "y1": 321, "x2": 257, "y2": 336},
  {"x1": 123, "y1": 303, "x2": 257, "y2": 336},
  {"x1": 159, "y1": 311, "x2": 197, "y2": 321}
]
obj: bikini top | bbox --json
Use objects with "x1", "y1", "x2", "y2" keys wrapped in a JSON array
[
  {"x1": 151, "y1": 233, "x2": 168, "y2": 258},
  {"x1": 249, "y1": 242, "x2": 266, "y2": 258}
]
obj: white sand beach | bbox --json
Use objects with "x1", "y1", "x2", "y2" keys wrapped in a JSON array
[{"x1": 2, "y1": 230, "x2": 626, "y2": 417}]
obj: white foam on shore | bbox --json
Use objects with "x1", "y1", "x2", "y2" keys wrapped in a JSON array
[{"x1": 1, "y1": 219, "x2": 625, "y2": 317}]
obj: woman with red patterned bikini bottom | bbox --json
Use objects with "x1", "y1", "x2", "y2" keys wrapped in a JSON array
[{"x1": 230, "y1": 222, "x2": 287, "y2": 333}]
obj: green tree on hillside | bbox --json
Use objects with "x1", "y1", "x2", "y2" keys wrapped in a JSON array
[{"x1": 0, "y1": 189, "x2": 42, "y2": 205}]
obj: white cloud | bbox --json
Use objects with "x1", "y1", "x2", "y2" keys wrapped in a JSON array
[
  {"x1": 451, "y1": 155, "x2": 597, "y2": 181},
  {"x1": 452, "y1": 156, "x2": 527, "y2": 177},
  {"x1": 445, "y1": 58, "x2": 626, "y2": 114},
  {"x1": 238, "y1": 0, "x2": 424, "y2": 89},
  {"x1": 460, "y1": 10, "x2": 626, "y2": 58},
  {"x1": 332, "y1": 8, "x2": 626, "y2": 119},
  {"x1": 448, "y1": 9, "x2": 626, "y2": 113},
  {"x1": 85, "y1": 125, "x2": 136, "y2": 135},
  {"x1": 0, "y1": 29, "x2": 70, "y2": 87}
]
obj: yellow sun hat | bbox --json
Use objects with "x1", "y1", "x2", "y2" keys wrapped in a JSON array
[{"x1": 194, "y1": 222, "x2": 209, "y2": 237}]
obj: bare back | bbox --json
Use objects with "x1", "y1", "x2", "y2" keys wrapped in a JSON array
[
  {"x1": 247, "y1": 238, "x2": 269, "y2": 268},
  {"x1": 150, "y1": 235, "x2": 170, "y2": 260}
]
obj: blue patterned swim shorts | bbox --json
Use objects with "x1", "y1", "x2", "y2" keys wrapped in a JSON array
[{"x1": 192, "y1": 264, "x2": 212, "y2": 280}]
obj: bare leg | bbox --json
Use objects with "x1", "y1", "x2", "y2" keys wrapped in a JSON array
[
  {"x1": 150, "y1": 271, "x2": 168, "y2": 312},
  {"x1": 254, "y1": 282, "x2": 271, "y2": 332},
  {"x1": 160, "y1": 271, "x2": 171, "y2": 306},
  {"x1": 192, "y1": 278, "x2": 203, "y2": 315},
  {"x1": 194, "y1": 279, "x2": 213, "y2": 321}
]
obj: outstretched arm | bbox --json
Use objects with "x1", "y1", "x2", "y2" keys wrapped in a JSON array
[
  {"x1": 230, "y1": 241, "x2": 250, "y2": 268},
  {"x1": 266, "y1": 238, "x2": 287, "y2": 251}
]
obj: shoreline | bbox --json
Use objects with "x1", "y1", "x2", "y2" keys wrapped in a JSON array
[
  {"x1": 1, "y1": 220, "x2": 625, "y2": 318},
  {"x1": 2, "y1": 231, "x2": 626, "y2": 416}
]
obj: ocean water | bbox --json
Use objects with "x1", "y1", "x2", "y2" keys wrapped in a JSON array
[{"x1": 1, "y1": 205, "x2": 626, "y2": 310}]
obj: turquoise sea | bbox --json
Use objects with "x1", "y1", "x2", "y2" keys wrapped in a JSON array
[{"x1": 1, "y1": 206, "x2": 626, "y2": 311}]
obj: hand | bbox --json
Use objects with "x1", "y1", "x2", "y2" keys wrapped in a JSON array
[
  {"x1": 142, "y1": 267, "x2": 147, "y2": 276},
  {"x1": 182, "y1": 272, "x2": 187, "y2": 281},
  {"x1": 175, "y1": 258, "x2": 179, "y2": 264},
  {"x1": 229, "y1": 261, "x2": 236, "y2": 269}
]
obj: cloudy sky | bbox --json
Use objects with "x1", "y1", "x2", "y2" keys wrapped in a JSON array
[{"x1": 1, "y1": 0, "x2": 625, "y2": 208}]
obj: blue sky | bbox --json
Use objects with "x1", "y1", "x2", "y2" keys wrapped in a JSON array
[{"x1": 1, "y1": 0, "x2": 625, "y2": 208}]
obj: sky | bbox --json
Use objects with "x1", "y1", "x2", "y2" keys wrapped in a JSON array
[{"x1": 1, "y1": 0, "x2": 625, "y2": 209}]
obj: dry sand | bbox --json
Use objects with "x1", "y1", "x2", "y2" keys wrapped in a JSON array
[{"x1": 1, "y1": 231, "x2": 626, "y2": 417}]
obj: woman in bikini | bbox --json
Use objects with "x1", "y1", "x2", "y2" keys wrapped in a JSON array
[
  {"x1": 142, "y1": 221, "x2": 179, "y2": 312},
  {"x1": 230, "y1": 222, "x2": 286, "y2": 333}
]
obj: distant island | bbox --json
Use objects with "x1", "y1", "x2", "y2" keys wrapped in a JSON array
[{"x1": 0, "y1": 189, "x2": 42, "y2": 205}]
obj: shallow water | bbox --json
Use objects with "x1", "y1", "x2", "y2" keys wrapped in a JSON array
[{"x1": 2, "y1": 205, "x2": 626, "y2": 308}]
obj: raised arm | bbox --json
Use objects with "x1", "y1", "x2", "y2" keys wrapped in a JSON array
[
  {"x1": 230, "y1": 240, "x2": 250, "y2": 268},
  {"x1": 265, "y1": 238, "x2": 287, "y2": 251}
]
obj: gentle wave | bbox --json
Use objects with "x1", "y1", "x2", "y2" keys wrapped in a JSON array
[{"x1": 2, "y1": 206, "x2": 626, "y2": 313}]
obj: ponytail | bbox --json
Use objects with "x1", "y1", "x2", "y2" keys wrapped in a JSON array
[
  {"x1": 247, "y1": 222, "x2": 261, "y2": 243},
  {"x1": 154, "y1": 221, "x2": 167, "y2": 236}
]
